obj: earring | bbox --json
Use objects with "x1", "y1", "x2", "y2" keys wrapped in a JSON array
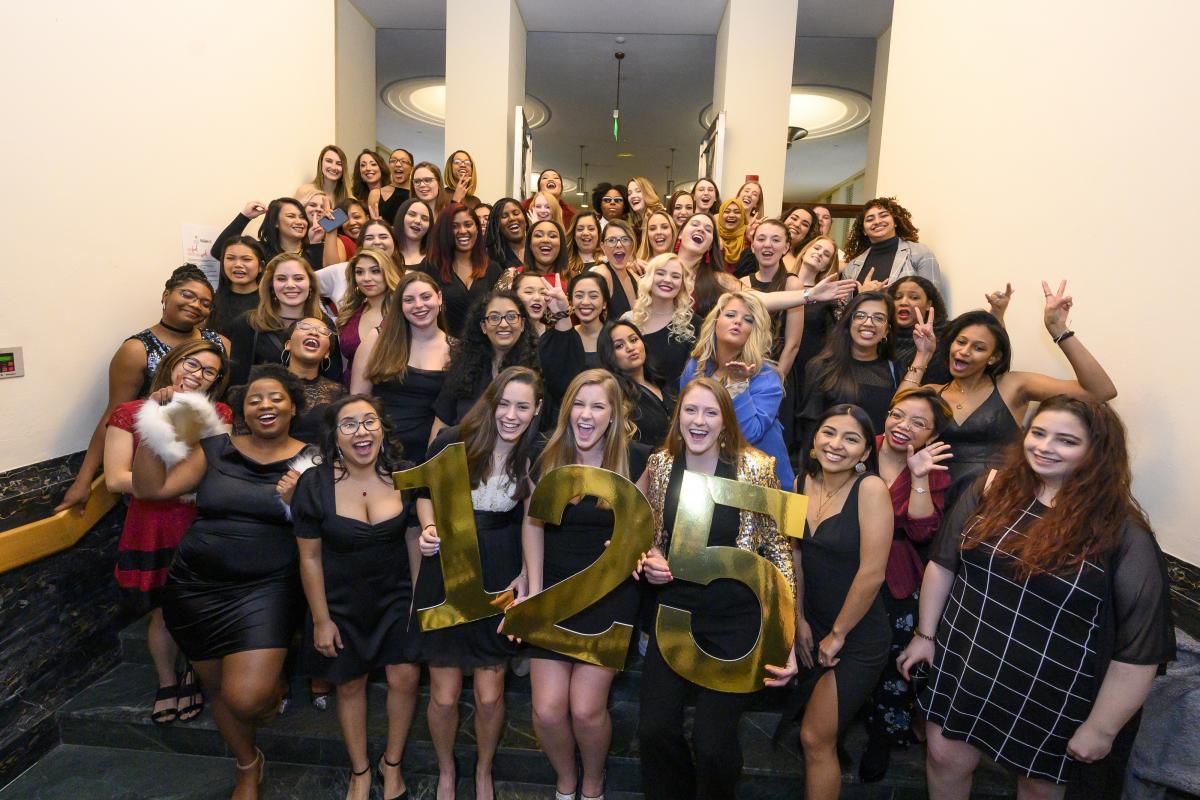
[
  {"x1": 854, "y1": 462, "x2": 867, "y2": 474},
  {"x1": 809, "y1": 449, "x2": 817, "y2": 460},
  {"x1": 281, "y1": 351, "x2": 291, "y2": 366},
  {"x1": 322, "y1": 355, "x2": 332, "y2": 371}
]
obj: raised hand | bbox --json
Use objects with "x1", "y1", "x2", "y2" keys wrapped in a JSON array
[
  {"x1": 242, "y1": 201, "x2": 267, "y2": 219},
  {"x1": 985, "y1": 282, "x2": 1014, "y2": 320},
  {"x1": 912, "y1": 305, "x2": 938, "y2": 355},
  {"x1": 542, "y1": 277, "x2": 569, "y2": 314},
  {"x1": 906, "y1": 441, "x2": 952, "y2": 478},
  {"x1": 811, "y1": 273, "x2": 858, "y2": 303},
  {"x1": 452, "y1": 172, "x2": 471, "y2": 203},
  {"x1": 857, "y1": 267, "x2": 889, "y2": 294},
  {"x1": 147, "y1": 387, "x2": 177, "y2": 406},
  {"x1": 722, "y1": 360, "x2": 755, "y2": 383},
  {"x1": 1042, "y1": 279, "x2": 1073, "y2": 337}
]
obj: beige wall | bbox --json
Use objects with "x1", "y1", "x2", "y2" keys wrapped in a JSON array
[
  {"x1": 875, "y1": 2, "x2": 1200, "y2": 561},
  {"x1": 336, "y1": 0, "x2": 377, "y2": 157},
  {"x1": 0, "y1": 1, "x2": 337, "y2": 473}
]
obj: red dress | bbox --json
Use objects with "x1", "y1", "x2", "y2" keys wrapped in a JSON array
[{"x1": 109, "y1": 400, "x2": 233, "y2": 606}]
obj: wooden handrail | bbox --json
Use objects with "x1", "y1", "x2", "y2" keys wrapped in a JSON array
[{"x1": 0, "y1": 477, "x2": 118, "y2": 573}]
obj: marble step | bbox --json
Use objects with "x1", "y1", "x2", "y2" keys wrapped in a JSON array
[
  {"x1": 55, "y1": 662, "x2": 1016, "y2": 797},
  {"x1": 0, "y1": 743, "x2": 645, "y2": 799}
]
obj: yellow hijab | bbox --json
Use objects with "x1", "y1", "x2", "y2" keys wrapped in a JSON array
[{"x1": 716, "y1": 198, "x2": 747, "y2": 265}]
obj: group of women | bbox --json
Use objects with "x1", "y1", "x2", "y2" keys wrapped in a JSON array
[{"x1": 58, "y1": 144, "x2": 1175, "y2": 800}]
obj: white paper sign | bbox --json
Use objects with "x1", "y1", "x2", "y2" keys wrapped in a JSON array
[{"x1": 182, "y1": 224, "x2": 222, "y2": 288}]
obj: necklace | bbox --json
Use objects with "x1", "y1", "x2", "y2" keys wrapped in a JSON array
[
  {"x1": 813, "y1": 472, "x2": 855, "y2": 524},
  {"x1": 158, "y1": 318, "x2": 193, "y2": 335},
  {"x1": 948, "y1": 379, "x2": 983, "y2": 410}
]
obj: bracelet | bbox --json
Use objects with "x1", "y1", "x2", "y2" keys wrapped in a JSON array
[
  {"x1": 901, "y1": 377, "x2": 920, "y2": 385},
  {"x1": 546, "y1": 309, "x2": 571, "y2": 323},
  {"x1": 802, "y1": 288, "x2": 813, "y2": 305},
  {"x1": 422, "y1": 523, "x2": 436, "y2": 532},
  {"x1": 906, "y1": 363, "x2": 925, "y2": 373},
  {"x1": 1053, "y1": 329, "x2": 1075, "y2": 345},
  {"x1": 913, "y1": 629, "x2": 935, "y2": 642}
]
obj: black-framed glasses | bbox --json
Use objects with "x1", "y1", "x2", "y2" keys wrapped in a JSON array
[
  {"x1": 604, "y1": 236, "x2": 632, "y2": 246},
  {"x1": 180, "y1": 357, "x2": 221, "y2": 382},
  {"x1": 485, "y1": 312, "x2": 522, "y2": 327},
  {"x1": 852, "y1": 311, "x2": 888, "y2": 325},
  {"x1": 412, "y1": 177, "x2": 436, "y2": 186},
  {"x1": 337, "y1": 416, "x2": 382, "y2": 436},
  {"x1": 296, "y1": 321, "x2": 333, "y2": 337}
]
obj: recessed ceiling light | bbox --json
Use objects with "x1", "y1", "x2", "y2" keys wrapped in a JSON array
[
  {"x1": 698, "y1": 85, "x2": 870, "y2": 139},
  {"x1": 383, "y1": 77, "x2": 551, "y2": 129},
  {"x1": 617, "y1": 152, "x2": 634, "y2": 158}
]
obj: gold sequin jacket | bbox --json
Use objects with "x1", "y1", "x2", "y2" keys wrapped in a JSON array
[{"x1": 645, "y1": 448, "x2": 795, "y2": 586}]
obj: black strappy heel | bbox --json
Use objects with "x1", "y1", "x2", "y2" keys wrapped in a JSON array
[{"x1": 377, "y1": 754, "x2": 408, "y2": 800}]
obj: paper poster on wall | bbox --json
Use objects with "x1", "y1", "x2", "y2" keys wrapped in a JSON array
[{"x1": 182, "y1": 224, "x2": 221, "y2": 288}]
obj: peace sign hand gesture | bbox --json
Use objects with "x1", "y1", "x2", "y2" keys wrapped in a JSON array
[
  {"x1": 907, "y1": 441, "x2": 952, "y2": 478},
  {"x1": 542, "y1": 278, "x2": 569, "y2": 314},
  {"x1": 912, "y1": 305, "x2": 938, "y2": 356},
  {"x1": 1042, "y1": 280, "x2": 1073, "y2": 338}
]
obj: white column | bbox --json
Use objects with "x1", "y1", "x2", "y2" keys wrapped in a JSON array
[
  {"x1": 712, "y1": 0, "x2": 798, "y2": 216},
  {"x1": 444, "y1": 0, "x2": 526, "y2": 202}
]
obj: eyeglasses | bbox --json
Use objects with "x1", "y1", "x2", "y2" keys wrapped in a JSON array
[
  {"x1": 886, "y1": 408, "x2": 930, "y2": 431},
  {"x1": 451, "y1": 159, "x2": 471, "y2": 168},
  {"x1": 337, "y1": 416, "x2": 382, "y2": 435},
  {"x1": 485, "y1": 312, "x2": 522, "y2": 327},
  {"x1": 296, "y1": 321, "x2": 333, "y2": 337},
  {"x1": 601, "y1": 197, "x2": 623, "y2": 205},
  {"x1": 412, "y1": 177, "x2": 436, "y2": 186},
  {"x1": 389, "y1": 157, "x2": 411, "y2": 167},
  {"x1": 180, "y1": 357, "x2": 220, "y2": 382},
  {"x1": 178, "y1": 288, "x2": 212, "y2": 309},
  {"x1": 851, "y1": 311, "x2": 888, "y2": 325},
  {"x1": 603, "y1": 236, "x2": 632, "y2": 246}
]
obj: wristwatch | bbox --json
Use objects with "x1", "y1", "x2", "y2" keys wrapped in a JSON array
[{"x1": 802, "y1": 288, "x2": 813, "y2": 305}]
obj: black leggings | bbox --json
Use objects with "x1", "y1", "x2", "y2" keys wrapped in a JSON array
[{"x1": 638, "y1": 635, "x2": 753, "y2": 800}]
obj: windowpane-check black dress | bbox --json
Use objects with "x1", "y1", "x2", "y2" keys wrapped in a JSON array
[{"x1": 920, "y1": 488, "x2": 1174, "y2": 784}]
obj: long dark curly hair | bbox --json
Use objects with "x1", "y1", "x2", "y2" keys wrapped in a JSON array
[
  {"x1": 443, "y1": 290, "x2": 540, "y2": 399},
  {"x1": 318, "y1": 393, "x2": 408, "y2": 481},
  {"x1": 844, "y1": 197, "x2": 920, "y2": 260}
]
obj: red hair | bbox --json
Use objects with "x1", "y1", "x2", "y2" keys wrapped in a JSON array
[
  {"x1": 961, "y1": 396, "x2": 1150, "y2": 578},
  {"x1": 427, "y1": 202, "x2": 488, "y2": 284}
]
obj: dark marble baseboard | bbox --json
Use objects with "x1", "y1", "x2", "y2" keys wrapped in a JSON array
[
  {"x1": 0, "y1": 506, "x2": 133, "y2": 786},
  {"x1": 1166, "y1": 554, "x2": 1200, "y2": 639},
  {"x1": 0, "y1": 451, "x2": 85, "y2": 534}
]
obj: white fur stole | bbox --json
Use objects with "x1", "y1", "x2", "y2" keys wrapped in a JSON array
[{"x1": 134, "y1": 392, "x2": 227, "y2": 468}]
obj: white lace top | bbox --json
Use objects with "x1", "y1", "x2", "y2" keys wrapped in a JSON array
[{"x1": 471, "y1": 471, "x2": 520, "y2": 512}]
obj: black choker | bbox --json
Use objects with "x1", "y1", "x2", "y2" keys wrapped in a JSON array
[{"x1": 158, "y1": 318, "x2": 193, "y2": 335}]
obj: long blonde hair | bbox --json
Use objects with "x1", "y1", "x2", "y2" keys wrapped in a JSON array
[
  {"x1": 634, "y1": 209, "x2": 676, "y2": 261},
  {"x1": 535, "y1": 369, "x2": 631, "y2": 480},
  {"x1": 528, "y1": 190, "x2": 564, "y2": 229},
  {"x1": 247, "y1": 254, "x2": 324, "y2": 333},
  {"x1": 335, "y1": 248, "x2": 403, "y2": 330},
  {"x1": 363, "y1": 272, "x2": 446, "y2": 383},
  {"x1": 795, "y1": 235, "x2": 842, "y2": 282},
  {"x1": 629, "y1": 254, "x2": 695, "y2": 345},
  {"x1": 443, "y1": 149, "x2": 478, "y2": 196},
  {"x1": 628, "y1": 176, "x2": 664, "y2": 232},
  {"x1": 689, "y1": 291, "x2": 776, "y2": 378}
]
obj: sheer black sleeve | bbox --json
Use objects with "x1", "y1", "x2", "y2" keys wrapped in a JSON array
[
  {"x1": 292, "y1": 467, "x2": 325, "y2": 540},
  {"x1": 1109, "y1": 520, "x2": 1176, "y2": 666},
  {"x1": 929, "y1": 474, "x2": 986, "y2": 573},
  {"x1": 211, "y1": 213, "x2": 252, "y2": 275}
]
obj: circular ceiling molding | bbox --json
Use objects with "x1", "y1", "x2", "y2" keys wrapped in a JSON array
[
  {"x1": 699, "y1": 85, "x2": 871, "y2": 139},
  {"x1": 383, "y1": 77, "x2": 551, "y2": 129}
]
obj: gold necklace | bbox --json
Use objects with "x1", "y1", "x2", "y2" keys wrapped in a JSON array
[
  {"x1": 949, "y1": 379, "x2": 984, "y2": 410},
  {"x1": 813, "y1": 473, "x2": 855, "y2": 523}
]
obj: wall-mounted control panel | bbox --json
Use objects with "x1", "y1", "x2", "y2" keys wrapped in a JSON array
[{"x1": 0, "y1": 347, "x2": 25, "y2": 379}]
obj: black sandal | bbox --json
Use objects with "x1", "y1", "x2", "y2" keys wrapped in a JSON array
[
  {"x1": 176, "y1": 665, "x2": 204, "y2": 722},
  {"x1": 151, "y1": 684, "x2": 179, "y2": 725},
  {"x1": 378, "y1": 754, "x2": 409, "y2": 800}
]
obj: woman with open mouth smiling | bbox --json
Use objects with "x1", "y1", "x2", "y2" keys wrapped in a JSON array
[
  {"x1": 335, "y1": 248, "x2": 402, "y2": 386},
  {"x1": 681, "y1": 291, "x2": 794, "y2": 488},
  {"x1": 626, "y1": 176, "x2": 663, "y2": 241},
  {"x1": 858, "y1": 386, "x2": 954, "y2": 783},
  {"x1": 716, "y1": 198, "x2": 749, "y2": 274},
  {"x1": 352, "y1": 271, "x2": 451, "y2": 465},
  {"x1": 210, "y1": 236, "x2": 266, "y2": 337},
  {"x1": 899, "y1": 396, "x2": 1173, "y2": 800},
  {"x1": 675, "y1": 212, "x2": 739, "y2": 319},
  {"x1": 133, "y1": 364, "x2": 309, "y2": 800},
  {"x1": 789, "y1": 403, "x2": 892, "y2": 800},
  {"x1": 279, "y1": 317, "x2": 346, "y2": 446},
  {"x1": 433, "y1": 290, "x2": 539, "y2": 436},
  {"x1": 627, "y1": 253, "x2": 700, "y2": 386},
  {"x1": 443, "y1": 149, "x2": 480, "y2": 209},
  {"x1": 539, "y1": 272, "x2": 610, "y2": 409},
  {"x1": 906, "y1": 280, "x2": 1117, "y2": 508},
  {"x1": 214, "y1": 197, "x2": 324, "y2": 277},
  {"x1": 392, "y1": 198, "x2": 432, "y2": 270},
  {"x1": 565, "y1": 211, "x2": 603, "y2": 279},
  {"x1": 666, "y1": 191, "x2": 694, "y2": 232},
  {"x1": 691, "y1": 177, "x2": 720, "y2": 217},
  {"x1": 293, "y1": 394, "x2": 422, "y2": 800},
  {"x1": 634, "y1": 209, "x2": 676, "y2": 277},
  {"x1": 589, "y1": 218, "x2": 639, "y2": 319},
  {"x1": 523, "y1": 168, "x2": 576, "y2": 229},
  {"x1": 522, "y1": 219, "x2": 569, "y2": 291},
  {"x1": 527, "y1": 190, "x2": 565, "y2": 230},
  {"x1": 781, "y1": 206, "x2": 819, "y2": 273},
  {"x1": 843, "y1": 197, "x2": 943, "y2": 295},
  {"x1": 415, "y1": 367, "x2": 544, "y2": 800},
  {"x1": 368, "y1": 147, "x2": 412, "y2": 225},
  {"x1": 522, "y1": 369, "x2": 650, "y2": 800},
  {"x1": 513, "y1": 270, "x2": 550, "y2": 337},
  {"x1": 635, "y1": 376, "x2": 798, "y2": 799},
  {"x1": 351, "y1": 149, "x2": 388, "y2": 207},
  {"x1": 426, "y1": 202, "x2": 504, "y2": 337},
  {"x1": 485, "y1": 196, "x2": 528, "y2": 270}
]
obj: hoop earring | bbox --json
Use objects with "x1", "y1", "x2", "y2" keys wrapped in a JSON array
[
  {"x1": 281, "y1": 351, "x2": 291, "y2": 366},
  {"x1": 322, "y1": 355, "x2": 332, "y2": 371},
  {"x1": 854, "y1": 462, "x2": 867, "y2": 474}
]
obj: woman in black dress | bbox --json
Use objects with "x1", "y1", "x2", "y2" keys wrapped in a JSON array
[
  {"x1": 788, "y1": 235, "x2": 842, "y2": 401},
  {"x1": 486, "y1": 197, "x2": 528, "y2": 270},
  {"x1": 636, "y1": 377, "x2": 798, "y2": 800},
  {"x1": 425, "y1": 202, "x2": 503, "y2": 336},
  {"x1": 908, "y1": 282, "x2": 1117, "y2": 509},
  {"x1": 415, "y1": 367, "x2": 544, "y2": 800},
  {"x1": 213, "y1": 197, "x2": 324, "y2": 272},
  {"x1": 432, "y1": 290, "x2": 539, "y2": 434},
  {"x1": 294, "y1": 395, "x2": 421, "y2": 800},
  {"x1": 538, "y1": 272, "x2": 610, "y2": 409},
  {"x1": 132, "y1": 365, "x2": 309, "y2": 798},
  {"x1": 588, "y1": 219, "x2": 639, "y2": 320},
  {"x1": 209, "y1": 236, "x2": 266, "y2": 336},
  {"x1": 626, "y1": 253, "x2": 699, "y2": 386},
  {"x1": 56, "y1": 265, "x2": 229, "y2": 514},
  {"x1": 351, "y1": 271, "x2": 451, "y2": 464},
  {"x1": 279, "y1": 318, "x2": 346, "y2": 445},
  {"x1": 899, "y1": 397, "x2": 1174, "y2": 798},
  {"x1": 792, "y1": 404, "x2": 893, "y2": 800},
  {"x1": 597, "y1": 320, "x2": 674, "y2": 447},
  {"x1": 523, "y1": 369, "x2": 650, "y2": 800}
]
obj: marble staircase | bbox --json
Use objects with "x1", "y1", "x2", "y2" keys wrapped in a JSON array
[{"x1": 0, "y1": 615, "x2": 1016, "y2": 798}]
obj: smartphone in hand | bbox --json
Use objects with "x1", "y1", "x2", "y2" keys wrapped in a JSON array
[{"x1": 319, "y1": 208, "x2": 348, "y2": 233}]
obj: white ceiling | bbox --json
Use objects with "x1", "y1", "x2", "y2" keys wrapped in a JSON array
[{"x1": 366, "y1": 1, "x2": 891, "y2": 201}]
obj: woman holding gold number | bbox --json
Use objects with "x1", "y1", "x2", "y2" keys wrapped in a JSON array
[
  {"x1": 414, "y1": 367, "x2": 545, "y2": 800},
  {"x1": 635, "y1": 376, "x2": 798, "y2": 800}
]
